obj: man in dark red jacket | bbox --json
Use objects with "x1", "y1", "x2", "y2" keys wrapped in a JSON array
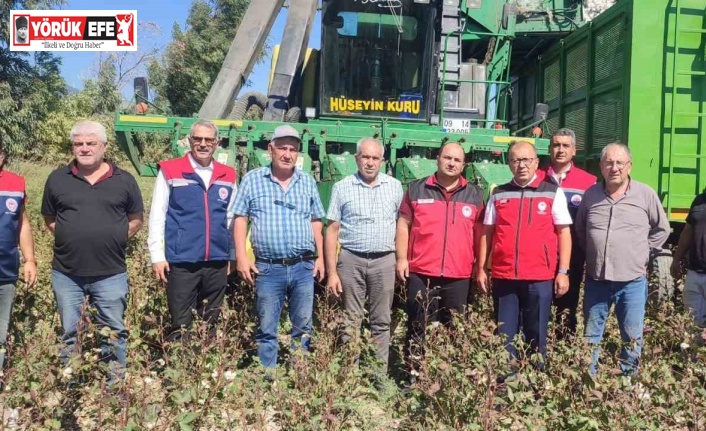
[
  {"x1": 396, "y1": 142, "x2": 485, "y2": 377},
  {"x1": 539, "y1": 128, "x2": 596, "y2": 337},
  {"x1": 477, "y1": 141, "x2": 572, "y2": 370}
]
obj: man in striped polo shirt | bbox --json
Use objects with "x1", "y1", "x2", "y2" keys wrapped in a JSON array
[
  {"x1": 233, "y1": 125, "x2": 325, "y2": 369},
  {"x1": 325, "y1": 137, "x2": 403, "y2": 373},
  {"x1": 539, "y1": 128, "x2": 596, "y2": 337}
]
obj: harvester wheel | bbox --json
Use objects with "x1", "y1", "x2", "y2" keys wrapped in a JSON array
[
  {"x1": 649, "y1": 250, "x2": 674, "y2": 308},
  {"x1": 284, "y1": 106, "x2": 302, "y2": 122},
  {"x1": 228, "y1": 91, "x2": 267, "y2": 120}
]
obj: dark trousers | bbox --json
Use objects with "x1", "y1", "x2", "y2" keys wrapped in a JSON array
[
  {"x1": 553, "y1": 241, "x2": 586, "y2": 337},
  {"x1": 166, "y1": 261, "x2": 227, "y2": 340},
  {"x1": 493, "y1": 279, "x2": 553, "y2": 366},
  {"x1": 405, "y1": 273, "x2": 470, "y2": 371}
]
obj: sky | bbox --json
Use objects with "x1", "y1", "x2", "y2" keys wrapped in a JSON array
[{"x1": 52, "y1": 0, "x2": 321, "y2": 99}]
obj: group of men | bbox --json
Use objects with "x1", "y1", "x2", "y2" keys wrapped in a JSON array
[{"x1": 1, "y1": 119, "x2": 705, "y2": 388}]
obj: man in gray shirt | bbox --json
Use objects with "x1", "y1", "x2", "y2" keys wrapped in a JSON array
[
  {"x1": 325, "y1": 137, "x2": 403, "y2": 373},
  {"x1": 575, "y1": 143, "x2": 669, "y2": 377}
]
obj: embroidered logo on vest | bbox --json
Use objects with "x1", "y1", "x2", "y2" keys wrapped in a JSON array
[
  {"x1": 218, "y1": 187, "x2": 229, "y2": 201},
  {"x1": 5, "y1": 198, "x2": 18, "y2": 213},
  {"x1": 537, "y1": 201, "x2": 547, "y2": 215},
  {"x1": 462, "y1": 205, "x2": 473, "y2": 218}
]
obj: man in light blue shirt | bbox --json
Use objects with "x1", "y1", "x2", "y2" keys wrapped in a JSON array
[
  {"x1": 233, "y1": 125, "x2": 325, "y2": 369},
  {"x1": 325, "y1": 138, "x2": 403, "y2": 371}
]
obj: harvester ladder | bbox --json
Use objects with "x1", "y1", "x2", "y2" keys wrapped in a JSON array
[
  {"x1": 667, "y1": 0, "x2": 706, "y2": 218},
  {"x1": 440, "y1": 0, "x2": 463, "y2": 108}
]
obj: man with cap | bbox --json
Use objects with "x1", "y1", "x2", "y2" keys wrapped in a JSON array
[
  {"x1": 14, "y1": 16, "x2": 28, "y2": 44},
  {"x1": 233, "y1": 124, "x2": 325, "y2": 369},
  {"x1": 539, "y1": 128, "x2": 597, "y2": 337},
  {"x1": 148, "y1": 119, "x2": 237, "y2": 341}
]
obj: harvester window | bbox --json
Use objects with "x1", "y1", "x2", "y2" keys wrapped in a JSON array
[{"x1": 321, "y1": 0, "x2": 431, "y2": 120}]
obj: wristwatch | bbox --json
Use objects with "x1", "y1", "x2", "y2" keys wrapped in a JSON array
[{"x1": 557, "y1": 268, "x2": 569, "y2": 275}]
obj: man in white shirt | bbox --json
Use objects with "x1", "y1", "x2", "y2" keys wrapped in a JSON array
[
  {"x1": 477, "y1": 141, "x2": 572, "y2": 371},
  {"x1": 147, "y1": 120, "x2": 237, "y2": 340}
]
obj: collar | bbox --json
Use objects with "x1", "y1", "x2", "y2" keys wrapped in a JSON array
[
  {"x1": 68, "y1": 161, "x2": 117, "y2": 177},
  {"x1": 264, "y1": 165, "x2": 300, "y2": 182},
  {"x1": 548, "y1": 162, "x2": 572, "y2": 183},
  {"x1": 187, "y1": 152, "x2": 213, "y2": 170},
  {"x1": 352, "y1": 172, "x2": 389, "y2": 187},
  {"x1": 603, "y1": 176, "x2": 632, "y2": 196},
  {"x1": 425, "y1": 173, "x2": 467, "y2": 189},
  {"x1": 511, "y1": 173, "x2": 539, "y2": 188}
]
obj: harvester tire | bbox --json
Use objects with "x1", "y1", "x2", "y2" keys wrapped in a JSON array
[
  {"x1": 649, "y1": 250, "x2": 674, "y2": 308},
  {"x1": 285, "y1": 106, "x2": 302, "y2": 122},
  {"x1": 228, "y1": 91, "x2": 267, "y2": 120}
]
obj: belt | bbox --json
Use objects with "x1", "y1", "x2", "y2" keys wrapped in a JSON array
[
  {"x1": 343, "y1": 248, "x2": 394, "y2": 260},
  {"x1": 255, "y1": 254, "x2": 316, "y2": 266}
]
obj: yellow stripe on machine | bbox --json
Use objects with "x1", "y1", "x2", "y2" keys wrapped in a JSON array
[
  {"x1": 493, "y1": 136, "x2": 535, "y2": 145},
  {"x1": 213, "y1": 120, "x2": 243, "y2": 128},
  {"x1": 669, "y1": 209, "x2": 689, "y2": 221},
  {"x1": 118, "y1": 115, "x2": 168, "y2": 123}
]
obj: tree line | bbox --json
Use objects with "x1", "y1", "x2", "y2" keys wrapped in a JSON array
[{"x1": 0, "y1": 0, "x2": 254, "y2": 162}]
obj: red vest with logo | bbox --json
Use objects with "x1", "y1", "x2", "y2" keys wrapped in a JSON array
[
  {"x1": 406, "y1": 175, "x2": 484, "y2": 278},
  {"x1": 490, "y1": 176, "x2": 559, "y2": 280},
  {"x1": 538, "y1": 164, "x2": 597, "y2": 221}
]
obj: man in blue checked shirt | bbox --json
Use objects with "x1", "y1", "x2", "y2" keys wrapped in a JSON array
[
  {"x1": 325, "y1": 137, "x2": 403, "y2": 373},
  {"x1": 233, "y1": 125, "x2": 325, "y2": 369}
]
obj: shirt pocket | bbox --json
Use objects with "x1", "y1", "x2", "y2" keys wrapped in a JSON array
[{"x1": 290, "y1": 191, "x2": 315, "y2": 219}]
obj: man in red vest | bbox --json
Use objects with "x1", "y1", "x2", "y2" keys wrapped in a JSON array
[
  {"x1": 539, "y1": 129, "x2": 596, "y2": 337},
  {"x1": 396, "y1": 142, "x2": 485, "y2": 379},
  {"x1": 477, "y1": 141, "x2": 572, "y2": 370}
]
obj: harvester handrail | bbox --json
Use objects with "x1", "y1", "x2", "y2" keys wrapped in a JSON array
[{"x1": 439, "y1": 28, "x2": 511, "y2": 126}]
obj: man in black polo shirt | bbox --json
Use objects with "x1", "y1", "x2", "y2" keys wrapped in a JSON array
[
  {"x1": 41, "y1": 121, "x2": 143, "y2": 383},
  {"x1": 672, "y1": 192, "x2": 706, "y2": 336}
]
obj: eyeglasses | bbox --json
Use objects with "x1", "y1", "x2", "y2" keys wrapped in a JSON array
[
  {"x1": 509, "y1": 157, "x2": 536, "y2": 167},
  {"x1": 190, "y1": 136, "x2": 217, "y2": 144},
  {"x1": 602, "y1": 161, "x2": 630, "y2": 170},
  {"x1": 72, "y1": 141, "x2": 101, "y2": 148}
]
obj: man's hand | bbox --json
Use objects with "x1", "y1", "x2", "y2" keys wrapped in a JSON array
[
  {"x1": 554, "y1": 273, "x2": 569, "y2": 297},
  {"x1": 475, "y1": 267, "x2": 489, "y2": 294},
  {"x1": 153, "y1": 261, "x2": 170, "y2": 283},
  {"x1": 236, "y1": 256, "x2": 258, "y2": 286},
  {"x1": 327, "y1": 271, "x2": 343, "y2": 297},
  {"x1": 313, "y1": 257, "x2": 325, "y2": 282},
  {"x1": 23, "y1": 261, "x2": 37, "y2": 288},
  {"x1": 396, "y1": 258, "x2": 409, "y2": 283},
  {"x1": 237, "y1": 256, "x2": 258, "y2": 286},
  {"x1": 670, "y1": 259, "x2": 682, "y2": 279}
]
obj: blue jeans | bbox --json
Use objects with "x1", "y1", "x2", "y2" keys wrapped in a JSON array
[
  {"x1": 254, "y1": 260, "x2": 314, "y2": 368},
  {"x1": 0, "y1": 283, "x2": 16, "y2": 370},
  {"x1": 584, "y1": 275, "x2": 647, "y2": 376},
  {"x1": 51, "y1": 270, "x2": 129, "y2": 376}
]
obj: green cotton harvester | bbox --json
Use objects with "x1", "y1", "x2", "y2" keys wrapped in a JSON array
[{"x1": 114, "y1": 0, "x2": 706, "y2": 303}]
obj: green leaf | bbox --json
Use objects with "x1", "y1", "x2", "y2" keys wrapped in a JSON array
[{"x1": 178, "y1": 411, "x2": 198, "y2": 431}]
